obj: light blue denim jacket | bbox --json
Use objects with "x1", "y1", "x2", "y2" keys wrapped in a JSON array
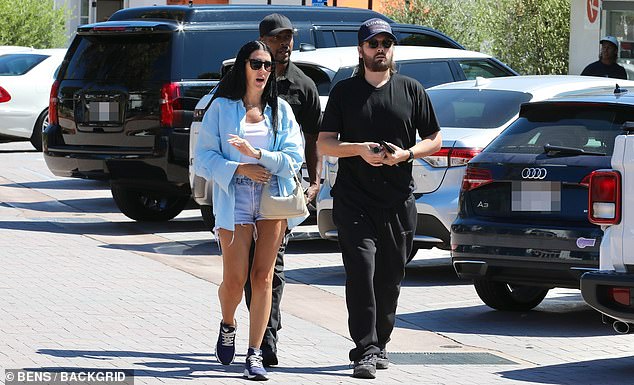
[{"x1": 193, "y1": 96, "x2": 307, "y2": 230}]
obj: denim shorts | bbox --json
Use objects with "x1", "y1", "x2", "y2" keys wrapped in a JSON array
[{"x1": 233, "y1": 175, "x2": 265, "y2": 227}]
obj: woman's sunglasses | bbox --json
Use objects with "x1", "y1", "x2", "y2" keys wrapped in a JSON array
[
  {"x1": 367, "y1": 39, "x2": 395, "y2": 49},
  {"x1": 247, "y1": 59, "x2": 273, "y2": 72}
]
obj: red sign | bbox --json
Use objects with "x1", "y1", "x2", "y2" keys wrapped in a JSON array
[{"x1": 587, "y1": 0, "x2": 599, "y2": 24}]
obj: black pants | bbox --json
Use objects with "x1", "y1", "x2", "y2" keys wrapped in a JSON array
[
  {"x1": 333, "y1": 193, "x2": 416, "y2": 362},
  {"x1": 244, "y1": 228, "x2": 291, "y2": 352}
]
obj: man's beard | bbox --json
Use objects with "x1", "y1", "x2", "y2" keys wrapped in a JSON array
[
  {"x1": 275, "y1": 50, "x2": 290, "y2": 65},
  {"x1": 362, "y1": 52, "x2": 391, "y2": 72}
]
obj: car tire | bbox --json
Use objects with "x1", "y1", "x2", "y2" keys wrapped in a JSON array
[
  {"x1": 30, "y1": 108, "x2": 48, "y2": 151},
  {"x1": 473, "y1": 279, "x2": 549, "y2": 311},
  {"x1": 111, "y1": 184, "x2": 189, "y2": 221},
  {"x1": 200, "y1": 205, "x2": 215, "y2": 231}
]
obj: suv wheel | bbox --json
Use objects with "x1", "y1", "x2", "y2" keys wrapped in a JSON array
[
  {"x1": 111, "y1": 185, "x2": 189, "y2": 221},
  {"x1": 200, "y1": 205, "x2": 215, "y2": 230},
  {"x1": 30, "y1": 108, "x2": 47, "y2": 151},
  {"x1": 473, "y1": 279, "x2": 548, "y2": 311}
]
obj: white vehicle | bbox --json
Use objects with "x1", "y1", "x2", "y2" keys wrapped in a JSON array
[
  {"x1": 0, "y1": 48, "x2": 66, "y2": 150},
  {"x1": 190, "y1": 45, "x2": 517, "y2": 229},
  {"x1": 581, "y1": 118, "x2": 634, "y2": 334},
  {"x1": 0, "y1": 46, "x2": 32, "y2": 55},
  {"x1": 319, "y1": 75, "x2": 634, "y2": 261}
]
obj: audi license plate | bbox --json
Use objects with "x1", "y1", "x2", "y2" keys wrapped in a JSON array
[{"x1": 511, "y1": 181, "x2": 561, "y2": 212}]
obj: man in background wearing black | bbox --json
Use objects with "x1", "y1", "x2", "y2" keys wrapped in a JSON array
[
  {"x1": 581, "y1": 35, "x2": 627, "y2": 79},
  {"x1": 244, "y1": 13, "x2": 322, "y2": 367}
]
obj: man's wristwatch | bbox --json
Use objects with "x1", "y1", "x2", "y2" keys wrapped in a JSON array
[{"x1": 406, "y1": 149, "x2": 414, "y2": 163}]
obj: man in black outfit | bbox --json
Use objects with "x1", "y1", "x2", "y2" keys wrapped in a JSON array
[
  {"x1": 243, "y1": 13, "x2": 322, "y2": 367},
  {"x1": 581, "y1": 36, "x2": 627, "y2": 79},
  {"x1": 318, "y1": 18, "x2": 442, "y2": 379}
]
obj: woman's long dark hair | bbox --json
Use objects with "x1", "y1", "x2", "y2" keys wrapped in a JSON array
[{"x1": 212, "y1": 41, "x2": 279, "y2": 141}]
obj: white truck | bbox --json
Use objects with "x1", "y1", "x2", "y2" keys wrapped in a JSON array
[{"x1": 581, "y1": 122, "x2": 634, "y2": 334}]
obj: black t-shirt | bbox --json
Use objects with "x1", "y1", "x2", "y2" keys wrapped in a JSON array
[
  {"x1": 320, "y1": 73, "x2": 440, "y2": 208},
  {"x1": 277, "y1": 61, "x2": 322, "y2": 134},
  {"x1": 581, "y1": 60, "x2": 628, "y2": 80}
]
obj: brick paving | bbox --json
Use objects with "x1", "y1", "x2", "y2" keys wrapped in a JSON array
[{"x1": 1, "y1": 143, "x2": 634, "y2": 385}]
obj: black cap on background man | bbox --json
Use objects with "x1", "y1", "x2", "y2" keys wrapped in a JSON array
[{"x1": 259, "y1": 13, "x2": 294, "y2": 37}]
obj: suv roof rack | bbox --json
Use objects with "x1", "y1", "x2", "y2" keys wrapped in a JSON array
[{"x1": 109, "y1": 5, "x2": 392, "y2": 24}]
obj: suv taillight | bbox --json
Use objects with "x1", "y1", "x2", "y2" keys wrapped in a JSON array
[
  {"x1": 588, "y1": 170, "x2": 621, "y2": 225},
  {"x1": 160, "y1": 83, "x2": 182, "y2": 127},
  {"x1": 461, "y1": 166, "x2": 493, "y2": 192},
  {"x1": 49, "y1": 80, "x2": 59, "y2": 125},
  {"x1": 0, "y1": 86, "x2": 11, "y2": 103},
  {"x1": 422, "y1": 147, "x2": 481, "y2": 168}
]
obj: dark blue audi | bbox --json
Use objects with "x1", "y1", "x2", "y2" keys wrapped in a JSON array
[{"x1": 451, "y1": 84, "x2": 634, "y2": 311}]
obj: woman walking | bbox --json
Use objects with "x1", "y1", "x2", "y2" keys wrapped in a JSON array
[{"x1": 194, "y1": 41, "x2": 306, "y2": 381}]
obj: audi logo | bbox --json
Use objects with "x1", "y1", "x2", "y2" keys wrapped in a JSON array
[{"x1": 521, "y1": 167, "x2": 547, "y2": 179}]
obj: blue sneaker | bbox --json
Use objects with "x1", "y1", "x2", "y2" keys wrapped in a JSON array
[
  {"x1": 243, "y1": 347, "x2": 268, "y2": 381},
  {"x1": 215, "y1": 321, "x2": 236, "y2": 365}
]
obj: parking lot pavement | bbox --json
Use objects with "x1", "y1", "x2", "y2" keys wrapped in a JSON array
[{"x1": 2, "y1": 142, "x2": 634, "y2": 385}]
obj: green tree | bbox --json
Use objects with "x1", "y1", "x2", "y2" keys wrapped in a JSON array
[
  {"x1": 383, "y1": 0, "x2": 570, "y2": 75},
  {"x1": 0, "y1": 0, "x2": 69, "y2": 48}
]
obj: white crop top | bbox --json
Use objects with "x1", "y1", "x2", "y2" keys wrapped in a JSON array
[{"x1": 241, "y1": 119, "x2": 269, "y2": 164}]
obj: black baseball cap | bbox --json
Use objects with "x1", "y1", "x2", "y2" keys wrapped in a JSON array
[
  {"x1": 259, "y1": 13, "x2": 294, "y2": 37},
  {"x1": 358, "y1": 18, "x2": 396, "y2": 45}
]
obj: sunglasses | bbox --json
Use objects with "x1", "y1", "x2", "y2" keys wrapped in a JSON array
[
  {"x1": 247, "y1": 59, "x2": 273, "y2": 72},
  {"x1": 367, "y1": 39, "x2": 395, "y2": 49}
]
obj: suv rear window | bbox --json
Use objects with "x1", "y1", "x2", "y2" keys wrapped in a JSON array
[
  {"x1": 485, "y1": 104, "x2": 634, "y2": 156},
  {"x1": 181, "y1": 30, "x2": 254, "y2": 80},
  {"x1": 0, "y1": 54, "x2": 47, "y2": 76},
  {"x1": 64, "y1": 34, "x2": 171, "y2": 82},
  {"x1": 427, "y1": 89, "x2": 532, "y2": 128}
]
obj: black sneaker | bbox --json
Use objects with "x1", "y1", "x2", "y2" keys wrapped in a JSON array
[
  {"x1": 215, "y1": 321, "x2": 236, "y2": 365},
  {"x1": 352, "y1": 354, "x2": 377, "y2": 379},
  {"x1": 261, "y1": 345, "x2": 278, "y2": 367},
  {"x1": 376, "y1": 349, "x2": 389, "y2": 370},
  {"x1": 244, "y1": 347, "x2": 268, "y2": 381}
]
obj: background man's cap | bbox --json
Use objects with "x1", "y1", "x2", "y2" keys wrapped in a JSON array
[
  {"x1": 358, "y1": 18, "x2": 397, "y2": 45},
  {"x1": 260, "y1": 13, "x2": 294, "y2": 37},
  {"x1": 600, "y1": 36, "x2": 619, "y2": 49}
]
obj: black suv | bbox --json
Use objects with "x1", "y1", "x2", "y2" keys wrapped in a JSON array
[{"x1": 43, "y1": 5, "x2": 464, "y2": 221}]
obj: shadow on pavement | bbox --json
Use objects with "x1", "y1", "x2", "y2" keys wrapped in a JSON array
[
  {"x1": 403, "y1": 265, "x2": 467, "y2": 287},
  {"x1": 0, "y1": 148, "x2": 37, "y2": 154},
  {"x1": 286, "y1": 239, "x2": 340, "y2": 254},
  {"x1": 2, "y1": 198, "x2": 120, "y2": 214},
  {"x1": 286, "y1": 264, "x2": 347, "y2": 287},
  {"x1": 0, "y1": 219, "x2": 208, "y2": 236},
  {"x1": 1, "y1": 179, "x2": 110, "y2": 190},
  {"x1": 285, "y1": 263, "x2": 468, "y2": 288},
  {"x1": 34, "y1": 349, "x2": 350, "y2": 379},
  {"x1": 499, "y1": 355, "x2": 634, "y2": 385},
  {"x1": 397, "y1": 295, "x2": 615, "y2": 338},
  {"x1": 101, "y1": 239, "x2": 221, "y2": 257}
]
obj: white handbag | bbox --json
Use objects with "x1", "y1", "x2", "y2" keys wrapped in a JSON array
[{"x1": 259, "y1": 174, "x2": 309, "y2": 219}]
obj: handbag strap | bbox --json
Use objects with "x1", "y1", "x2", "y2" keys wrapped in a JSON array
[{"x1": 265, "y1": 173, "x2": 302, "y2": 193}]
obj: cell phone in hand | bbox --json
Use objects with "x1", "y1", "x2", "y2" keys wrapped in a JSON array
[{"x1": 379, "y1": 140, "x2": 396, "y2": 154}]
